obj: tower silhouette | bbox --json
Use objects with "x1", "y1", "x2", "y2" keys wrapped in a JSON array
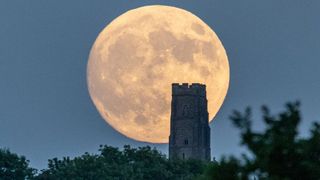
[{"x1": 169, "y1": 83, "x2": 211, "y2": 161}]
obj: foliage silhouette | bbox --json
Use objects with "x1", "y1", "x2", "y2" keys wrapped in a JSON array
[
  {"x1": 0, "y1": 149, "x2": 35, "y2": 180},
  {"x1": 1, "y1": 101, "x2": 320, "y2": 180},
  {"x1": 223, "y1": 101, "x2": 320, "y2": 179},
  {"x1": 197, "y1": 157, "x2": 242, "y2": 180},
  {"x1": 35, "y1": 145, "x2": 206, "y2": 180}
]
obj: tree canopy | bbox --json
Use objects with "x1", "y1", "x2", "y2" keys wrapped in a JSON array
[
  {"x1": 35, "y1": 145, "x2": 206, "y2": 180},
  {"x1": 0, "y1": 149, "x2": 35, "y2": 180},
  {"x1": 226, "y1": 101, "x2": 320, "y2": 179},
  {"x1": 1, "y1": 101, "x2": 320, "y2": 179}
]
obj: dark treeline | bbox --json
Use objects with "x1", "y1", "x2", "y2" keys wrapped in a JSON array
[{"x1": 1, "y1": 101, "x2": 320, "y2": 180}]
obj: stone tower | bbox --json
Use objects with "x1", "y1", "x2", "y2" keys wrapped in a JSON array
[{"x1": 169, "y1": 83, "x2": 211, "y2": 161}]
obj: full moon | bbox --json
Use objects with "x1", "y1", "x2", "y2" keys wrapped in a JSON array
[{"x1": 87, "y1": 5, "x2": 229, "y2": 143}]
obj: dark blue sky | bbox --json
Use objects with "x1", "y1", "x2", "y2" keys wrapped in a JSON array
[{"x1": 1, "y1": 0, "x2": 319, "y2": 169}]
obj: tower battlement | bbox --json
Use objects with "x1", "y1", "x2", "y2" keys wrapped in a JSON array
[{"x1": 172, "y1": 83, "x2": 206, "y2": 96}]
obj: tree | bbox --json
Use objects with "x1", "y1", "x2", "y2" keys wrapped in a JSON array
[
  {"x1": 197, "y1": 157, "x2": 242, "y2": 180},
  {"x1": 0, "y1": 148, "x2": 35, "y2": 180},
  {"x1": 35, "y1": 145, "x2": 206, "y2": 180},
  {"x1": 3, "y1": 101, "x2": 320, "y2": 180},
  {"x1": 229, "y1": 101, "x2": 320, "y2": 179}
]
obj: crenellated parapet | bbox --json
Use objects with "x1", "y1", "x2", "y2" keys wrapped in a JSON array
[{"x1": 172, "y1": 83, "x2": 206, "y2": 97}]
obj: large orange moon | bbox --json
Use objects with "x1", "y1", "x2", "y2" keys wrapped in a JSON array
[{"x1": 87, "y1": 5, "x2": 229, "y2": 143}]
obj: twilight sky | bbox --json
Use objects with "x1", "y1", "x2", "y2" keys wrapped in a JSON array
[{"x1": 1, "y1": 0, "x2": 319, "y2": 169}]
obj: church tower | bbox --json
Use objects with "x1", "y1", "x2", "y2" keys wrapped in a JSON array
[{"x1": 169, "y1": 83, "x2": 211, "y2": 161}]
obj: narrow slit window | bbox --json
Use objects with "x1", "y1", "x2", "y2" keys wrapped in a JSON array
[{"x1": 184, "y1": 139, "x2": 188, "y2": 145}]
